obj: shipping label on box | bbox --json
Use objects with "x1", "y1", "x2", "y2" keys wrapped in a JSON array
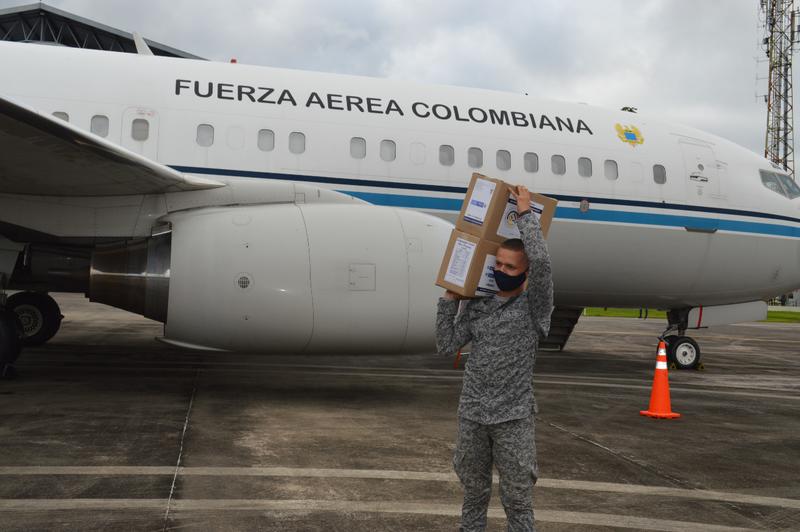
[
  {"x1": 443, "y1": 237, "x2": 477, "y2": 287},
  {"x1": 436, "y1": 230, "x2": 500, "y2": 297},
  {"x1": 476, "y1": 253, "x2": 499, "y2": 294},
  {"x1": 496, "y1": 197, "x2": 546, "y2": 240},
  {"x1": 462, "y1": 177, "x2": 497, "y2": 226},
  {"x1": 456, "y1": 173, "x2": 557, "y2": 243}
]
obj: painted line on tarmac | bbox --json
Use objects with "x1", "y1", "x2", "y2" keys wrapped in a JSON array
[
  {"x1": 1, "y1": 466, "x2": 798, "y2": 511},
  {"x1": 207, "y1": 368, "x2": 800, "y2": 400},
  {"x1": 0, "y1": 498, "x2": 756, "y2": 531}
]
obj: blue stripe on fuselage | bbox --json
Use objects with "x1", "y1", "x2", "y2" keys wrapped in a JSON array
[
  {"x1": 168, "y1": 165, "x2": 800, "y2": 238},
  {"x1": 342, "y1": 191, "x2": 800, "y2": 238}
]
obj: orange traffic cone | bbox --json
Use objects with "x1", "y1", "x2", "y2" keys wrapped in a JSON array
[{"x1": 640, "y1": 340, "x2": 681, "y2": 419}]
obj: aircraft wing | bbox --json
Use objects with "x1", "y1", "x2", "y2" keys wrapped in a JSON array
[{"x1": 0, "y1": 95, "x2": 225, "y2": 196}]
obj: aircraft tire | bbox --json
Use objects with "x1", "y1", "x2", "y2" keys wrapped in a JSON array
[
  {"x1": 668, "y1": 336, "x2": 701, "y2": 370},
  {"x1": 8, "y1": 292, "x2": 62, "y2": 347},
  {"x1": 0, "y1": 309, "x2": 23, "y2": 375}
]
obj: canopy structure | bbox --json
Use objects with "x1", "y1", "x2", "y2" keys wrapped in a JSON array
[{"x1": 0, "y1": 2, "x2": 203, "y2": 59}]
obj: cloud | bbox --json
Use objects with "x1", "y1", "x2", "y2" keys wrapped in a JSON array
[{"x1": 0, "y1": 0, "x2": 779, "y2": 153}]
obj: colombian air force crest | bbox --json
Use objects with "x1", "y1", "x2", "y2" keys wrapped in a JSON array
[{"x1": 615, "y1": 123, "x2": 644, "y2": 147}]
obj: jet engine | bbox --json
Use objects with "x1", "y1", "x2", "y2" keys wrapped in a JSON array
[{"x1": 144, "y1": 203, "x2": 450, "y2": 354}]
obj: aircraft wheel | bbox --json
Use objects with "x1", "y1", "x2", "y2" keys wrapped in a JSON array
[
  {"x1": 0, "y1": 309, "x2": 23, "y2": 377},
  {"x1": 668, "y1": 336, "x2": 701, "y2": 370},
  {"x1": 7, "y1": 292, "x2": 62, "y2": 346}
]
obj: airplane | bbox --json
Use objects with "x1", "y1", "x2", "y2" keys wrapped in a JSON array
[{"x1": 0, "y1": 39, "x2": 798, "y2": 378}]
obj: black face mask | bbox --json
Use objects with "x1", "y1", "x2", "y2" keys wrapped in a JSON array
[{"x1": 493, "y1": 269, "x2": 527, "y2": 292}]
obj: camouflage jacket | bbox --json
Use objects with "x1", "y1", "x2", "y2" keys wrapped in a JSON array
[{"x1": 436, "y1": 211, "x2": 554, "y2": 424}]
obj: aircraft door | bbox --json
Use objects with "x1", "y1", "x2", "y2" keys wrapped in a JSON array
[
  {"x1": 679, "y1": 140, "x2": 720, "y2": 233},
  {"x1": 679, "y1": 141, "x2": 719, "y2": 200},
  {"x1": 122, "y1": 107, "x2": 159, "y2": 161}
]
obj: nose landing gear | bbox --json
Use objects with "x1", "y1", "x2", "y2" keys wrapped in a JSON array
[
  {"x1": 663, "y1": 335, "x2": 702, "y2": 370},
  {"x1": 661, "y1": 309, "x2": 702, "y2": 370}
]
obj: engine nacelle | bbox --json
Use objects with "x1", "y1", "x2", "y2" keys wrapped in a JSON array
[{"x1": 163, "y1": 203, "x2": 452, "y2": 353}]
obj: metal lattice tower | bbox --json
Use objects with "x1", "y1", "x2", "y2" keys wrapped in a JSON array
[
  {"x1": 0, "y1": 2, "x2": 203, "y2": 59},
  {"x1": 760, "y1": 0, "x2": 800, "y2": 178}
]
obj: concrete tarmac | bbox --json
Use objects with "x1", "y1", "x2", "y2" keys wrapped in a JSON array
[{"x1": 1, "y1": 293, "x2": 799, "y2": 531}]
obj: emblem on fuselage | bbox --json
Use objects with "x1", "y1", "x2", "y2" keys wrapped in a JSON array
[{"x1": 615, "y1": 123, "x2": 644, "y2": 147}]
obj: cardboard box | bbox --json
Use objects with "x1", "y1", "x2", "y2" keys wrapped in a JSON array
[
  {"x1": 435, "y1": 230, "x2": 500, "y2": 297},
  {"x1": 456, "y1": 173, "x2": 558, "y2": 243}
]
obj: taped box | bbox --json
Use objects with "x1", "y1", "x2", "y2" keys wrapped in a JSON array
[
  {"x1": 435, "y1": 231, "x2": 500, "y2": 297},
  {"x1": 456, "y1": 173, "x2": 558, "y2": 243}
]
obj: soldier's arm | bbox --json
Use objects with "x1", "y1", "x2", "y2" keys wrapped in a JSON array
[
  {"x1": 514, "y1": 189, "x2": 554, "y2": 341},
  {"x1": 435, "y1": 296, "x2": 473, "y2": 357}
]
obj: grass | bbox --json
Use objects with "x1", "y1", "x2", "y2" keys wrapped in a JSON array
[
  {"x1": 584, "y1": 308, "x2": 800, "y2": 323},
  {"x1": 763, "y1": 311, "x2": 800, "y2": 323},
  {"x1": 584, "y1": 308, "x2": 667, "y2": 319}
]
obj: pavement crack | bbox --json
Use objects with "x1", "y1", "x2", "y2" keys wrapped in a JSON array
[
  {"x1": 162, "y1": 368, "x2": 200, "y2": 531},
  {"x1": 540, "y1": 420, "x2": 771, "y2": 529},
  {"x1": 540, "y1": 418, "x2": 694, "y2": 489}
]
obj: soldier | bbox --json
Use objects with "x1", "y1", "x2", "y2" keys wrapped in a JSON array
[{"x1": 436, "y1": 185, "x2": 553, "y2": 532}]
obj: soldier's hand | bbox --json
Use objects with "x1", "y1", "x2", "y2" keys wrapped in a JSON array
[
  {"x1": 511, "y1": 185, "x2": 532, "y2": 212},
  {"x1": 444, "y1": 290, "x2": 465, "y2": 300}
]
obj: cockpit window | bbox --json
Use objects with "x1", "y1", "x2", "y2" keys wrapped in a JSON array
[
  {"x1": 760, "y1": 170, "x2": 800, "y2": 199},
  {"x1": 777, "y1": 173, "x2": 800, "y2": 199}
]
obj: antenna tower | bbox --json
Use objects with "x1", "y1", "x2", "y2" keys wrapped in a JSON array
[{"x1": 760, "y1": 0, "x2": 800, "y2": 178}]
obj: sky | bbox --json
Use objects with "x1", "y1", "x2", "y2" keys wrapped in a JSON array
[{"x1": 0, "y1": 0, "x2": 779, "y2": 154}]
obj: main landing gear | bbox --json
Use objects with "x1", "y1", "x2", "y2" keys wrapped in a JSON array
[
  {"x1": 0, "y1": 292, "x2": 62, "y2": 379},
  {"x1": 6, "y1": 292, "x2": 63, "y2": 346},
  {"x1": 661, "y1": 309, "x2": 702, "y2": 370}
]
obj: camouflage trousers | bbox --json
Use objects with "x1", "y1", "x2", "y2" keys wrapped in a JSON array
[{"x1": 453, "y1": 415, "x2": 538, "y2": 532}]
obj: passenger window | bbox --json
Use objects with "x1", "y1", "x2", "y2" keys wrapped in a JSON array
[
  {"x1": 196, "y1": 124, "x2": 214, "y2": 147},
  {"x1": 257, "y1": 129, "x2": 275, "y2": 151},
  {"x1": 289, "y1": 132, "x2": 306, "y2": 154},
  {"x1": 551, "y1": 154, "x2": 566, "y2": 175},
  {"x1": 604, "y1": 159, "x2": 618, "y2": 180},
  {"x1": 653, "y1": 164, "x2": 667, "y2": 184},
  {"x1": 439, "y1": 145, "x2": 455, "y2": 166},
  {"x1": 132, "y1": 119, "x2": 149, "y2": 141},
  {"x1": 380, "y1": 140, "x2": 396, "y2": 162},
  {"x1": 90, "y1": 115, "x2": 109, "y2": 137},
  {"x1": 578, "y1": 157, "x2": 592, "y2": 177},
  {"x1": 350, "y1": 137, "x2": 366, "y2": 159},
  {"x1": 52, "y1": 112, "x2": 69, "y2": 122},
  {"x1": 524, "y1": 152, "x2": 539, "y2": 173},
  {"x1": 496, "y1": 150, "x2": 511, "y2": 171},
  {"x1": 468, "y1": 147, "x2": 483, "y2": 169}
]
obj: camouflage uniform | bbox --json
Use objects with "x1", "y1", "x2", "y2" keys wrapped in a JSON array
[{"x1": 436, "y1": 211, "x2": 553, "y2": 532}]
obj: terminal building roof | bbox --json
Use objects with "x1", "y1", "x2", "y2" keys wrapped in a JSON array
[{"x1": 0, "y1": 2, "x2": 204, "y2": 59}]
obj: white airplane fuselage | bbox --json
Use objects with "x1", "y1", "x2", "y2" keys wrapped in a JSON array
[{"x1": 2, "y1": 41, "x2": 799, "y2": 312}]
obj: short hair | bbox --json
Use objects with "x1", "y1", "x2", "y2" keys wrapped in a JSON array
[
  {"x1": 499, "y1": 238, "x2": 525, "y2": 253},
  {"x1": 499, "y1": 238, "x2": 528, "y2": 268}
]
